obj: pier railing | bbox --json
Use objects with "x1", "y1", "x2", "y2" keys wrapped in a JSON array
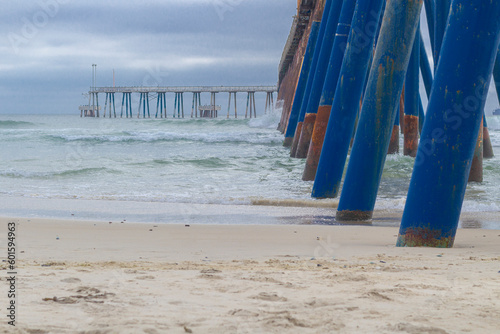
[{"x1": 91, "y1": 86, "x2": 277, "y2": 93}]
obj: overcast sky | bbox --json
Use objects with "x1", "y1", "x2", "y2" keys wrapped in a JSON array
[
  {"x1": 1, "y1": 1, "x2": 498, "y2": 115},
  {"x1": 1, "y1": 0, "x2": 295, "y2": 114}
]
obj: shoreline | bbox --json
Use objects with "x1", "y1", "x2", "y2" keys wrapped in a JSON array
[
  {"x1": 2, "y1": 217, "x2": 500, "y2": 332},
  {"x1": 0, "y1": 194, "x2": 499, "y2": 230}
]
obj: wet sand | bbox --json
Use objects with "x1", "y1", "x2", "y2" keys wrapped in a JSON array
[{"x1": 1, "y1": 217, "x2": 499, "y2": 333}]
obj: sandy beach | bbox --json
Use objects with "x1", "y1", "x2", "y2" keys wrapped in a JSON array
[{"x1": 0, "y1": 217, "x2": 498, "y2": 333}]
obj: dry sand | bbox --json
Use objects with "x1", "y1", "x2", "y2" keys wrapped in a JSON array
[{"x1": 1, "y1": 217, "x2": 500, "y2": 333}]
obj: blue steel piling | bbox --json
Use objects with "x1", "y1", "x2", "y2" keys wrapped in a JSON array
[
  {"x1": 423, "y1": 0, "x2": 435, "y2": 55},
  {"x1": 295, "y1": 0, "x2": 356, "y2": 159},
  {"x1": 138, "y1": 93, "x2": 143, "y2": 118},
  {"x1": 128, "y1": 93, "x2": 132, "y2": 118},
  {"x1": 290, "y1": 0, "x2": 342, "y2": 157},
  {"x1": 112, "y1": 93, "x2": 116, "y2": 118},
  {"x1": 419, "y1": 31, "x2": 433, "y2": 98},
  {"x1": 301, "y1": 0, "x2": 359, "y2": 178},
  {"x1": 433, "y1": 0, "x2": 451, "y2": 70},
  {"x1": 308, "y1": 0, "x2": 385, "y2": 190},
  {"x1": 283, "y1": 18, "x2": 322, "y2": 147},
  {"x1": 397, "y1": 0, "x2": 500, "y2": 248},
  {"x1": 418, "y1": 96, "x2": 425, "y2": 133},
  {"x1": 494, "y1": 46, "x2": 500, "y2": 104},
  {"x1": 283, "y1": 0, "x2": 334, "y2": 148},
  {"x1": 335, "y1": 0, "x2": 424, "y2": 221},
  {"x1": 404, "y1": 22, "x2": 421, "y2": 157}
]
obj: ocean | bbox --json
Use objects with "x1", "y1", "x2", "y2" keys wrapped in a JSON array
[{"x1": 1, "y1": 111, "x2": 499, "y2": 228}]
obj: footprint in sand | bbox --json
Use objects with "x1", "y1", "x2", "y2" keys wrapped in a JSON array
[
  {"x1": 389, "y1": 322, "x2": 448, "y2": 334},
  {"x1": 251, "y1": 292, "x2": 288, "y2": 302},
  {"x1": 135, "y1": 275, "x2": 156, "y2": 280},
  {"x1": 60, "y1": 278, "x2": 82, "y2": 284},
  {"x1": 365, "y1": 290, "x2": 392, "y2": 301}
]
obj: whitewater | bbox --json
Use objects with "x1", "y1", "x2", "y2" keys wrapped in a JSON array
[{"x1": 1, "y1": 111, "x2": 499, "y2": 227}]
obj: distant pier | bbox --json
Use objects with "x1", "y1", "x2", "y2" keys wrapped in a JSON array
[{"x1": 81, "y1": 86, "x2": 277, "y2": 119}]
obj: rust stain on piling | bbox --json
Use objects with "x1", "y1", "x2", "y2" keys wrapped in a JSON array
[
  {"x1": 303, "y1": 105, "x2": 331, "y2": 181},
  {"x1": 397, "y1": 227, "x2": 454, "y2": 248},
  {"x1": 388, "y1": 125, "x2": 400, "y2": 154}
]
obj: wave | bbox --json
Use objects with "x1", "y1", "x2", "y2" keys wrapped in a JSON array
[
  {"x1": 0, "y1": 167, "x2": 120, "y2": 180},
  {"x1": 0, "y1": 120, "x2": 36, "y2": 128},
  {"x1": 45, "y1": 131, "x2": 283, "y2": 146},
  {"x1": 132, "y1": 157, "x2": 231, "y2": 168},
  {"x1": 248, "y1": 106, "x2": 282, "y2": 129}
]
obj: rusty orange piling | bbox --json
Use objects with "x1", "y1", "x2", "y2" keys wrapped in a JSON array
[
  {"x1": 290, "y1": 122, "x2": 303, "y2": 157},
  {"x1": 295, "y1": 113, "x2": 317, "y2": 158},
  {"x1": 403, "y1": 115, "x2": 419, "y2": 157},
  {"x1": 302, "y1": 105, "x2": 330, "y2": 180}
]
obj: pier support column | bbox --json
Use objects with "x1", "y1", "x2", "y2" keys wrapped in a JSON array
[
  {"x1": 120, "y1": 93, "x2": 125, "y2": 118},
  {"x1": 433, "y1": 0, "x2": 451, "y2": 70},
  {"x1": 112, "y1": 93, "x2": 116, "y2": 118},
  {"x1": 388, "y1": 107, "x2": 400, "y2": 154},
  {"x1": 264, "y1": 92, "x2": 274, "y2": 115},
  {"x1": 468, "y1": 118, "x2": 483, "y2": 183},
  {"x1": 301, "y1": 0, "x2": 360, "y2": 174},
  {"x1": 156, "y1": 93, "x2": 161, "y2": 118},
  {"x1": 198, "y1": 92, "x2": 202, "y2": 118},
  {"x1": 310, "y1": 0, "x2": 385, "y2": 191},
  {"x1": 95, "y1": 93, "x2": 100, "y2": 118},
  {"x1": 210, "y1": 93, "x2": 214, "y2": 118},
  {"x1": 137, "y1": 93, "x2": 143, "y2": 118},
  {"x1": 163, "y1": 93, "x2": 167, "y2": 118},
  {"x1": 484, "y1": 115, "x2": 494, "y2": 159},
  {"x1": 174, "y1": 93, "x2": 184, "y2": 118},
  {"x1": 265, "y1": 92, "x2": 269, "y2": 114},
  {"x1": 291, "y1": 0, "x2": 343, "y2": 154},
  {"x1": 398, "y1": 0, "x2": 500, "y2": 248},
  {"x1": 336, "y1": 0, "x2": 424, "y2": 221},
  {"x1": 283, "y1": 0, "x2": 332, "y2": 147},
  {"x1": 192, "y1": 92, "x2": 197, "y2": 118},
  {"x1": 232, "y1": 92, "x2": 237, "y2": 118},
  {"x1": 127, "y1": 93, "x2": 132, "y2": 118},
  {"x1": 296, "y1": 0, "x2": 355, "y2": 159},
  {"x1": 252, "y1": 92, "x2": 257, "y2": 118},
  {"x1": 420, "y1": 32, "x2": 433, "y2": 99},
  {"x1": 423, "y1": 0, "x2": 435, "y2": 54},
  {"x1": 192, "y1": 92, "x2": 200, "y2": 118},
  {"x1": 156, "y1": 92, "x2": 167, "y2": 118},
  {"x1": 103, "y1": 93, "x2": 109, "y2": 118},
  {"x1": 494, "y1": 46, "x2": 500, "y2": 104},
  {"x1": 245, "y1": 92, "x2": 256, "y2": 119},
  {"x1": 181, "y1": 93, "x2": 184, "y2": 118},
  {"x1": 404, "y1": 23, "x2": 420, "y2": 157},
  {"x1": 245, "y1": 93, "x2": 250, "y2": 119}
]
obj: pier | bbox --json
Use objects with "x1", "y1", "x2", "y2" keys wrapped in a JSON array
[
  {"x1": 278, "y1": 0, "x2": 500, "y2": 248},
  {"x1": 82, "y1": 86, "x2": 277, "y2": 119}
]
